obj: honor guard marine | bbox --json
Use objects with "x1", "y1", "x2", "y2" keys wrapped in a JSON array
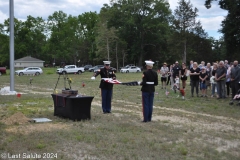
[
  {"x1": 91, "y1": 61, "x2": 116, "y2": 113},
  {"x1": 140, "y1": 60, "x2": 158, "y2": 122}
]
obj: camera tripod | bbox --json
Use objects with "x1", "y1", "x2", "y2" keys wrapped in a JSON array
[{"x1": 53, "y1": 73, "x2": 72, "y2": 93}]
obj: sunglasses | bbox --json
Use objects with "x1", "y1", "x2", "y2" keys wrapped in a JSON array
[{"x1": 105, "y1": 64, "x2": 110, "y2": 66}]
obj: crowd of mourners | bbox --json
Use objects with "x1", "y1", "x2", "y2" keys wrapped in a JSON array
[{"x1": 158, "y1": 60, "x2": 240, "y2": 104}]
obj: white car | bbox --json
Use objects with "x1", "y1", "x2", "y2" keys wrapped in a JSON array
[
  {"x1": 15, "y1": 67, "x2": 43, "y2": 76},
  {"x1": 120, "y1": 66, "x2": 141, "y2": 73},
  {"x1": 56, "y1": 65, "x2": 84, "y2": 74}
]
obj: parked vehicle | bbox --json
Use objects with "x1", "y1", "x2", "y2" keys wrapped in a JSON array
[
  {"x1": 0, "y1": 67, "x2": 6, "y2": 76},
  {"x1": 83, "y1": 65, "x2": 92, "y2": 71},
  {"x1": 56, "y1": 65, "x2": 84, "y2": 74},
  {"x1": 15, "y1": 67, "x2": 43, "y2": 76},
  {"x1": 119, "y1": 64, "x2": 135, "y2": 71},
  {"x1": 124, "y1": 64, "x2": 135, "y2": 68},
  {"x1": 88, "y1": 65, "x2": 104, "y2": 72},
  {"x1": 120, "y1": 66, "x2": 141, "y2": 73}
]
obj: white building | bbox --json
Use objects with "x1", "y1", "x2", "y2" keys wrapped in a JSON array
[{"x1": 14, "y1": 56, "x2": 45, "y2": 68}]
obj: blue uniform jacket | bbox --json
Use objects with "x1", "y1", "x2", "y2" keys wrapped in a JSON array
[
  {"x1": 141, "y1": 69, "x2": 158, "y2": 92},
  {"x1": 95, "y1": 67, "x2": 116, "y2": 90}
]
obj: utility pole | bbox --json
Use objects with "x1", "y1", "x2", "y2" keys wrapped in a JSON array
[{"x1": 10, "y1": 0, "x2": 15, "y2": 91}]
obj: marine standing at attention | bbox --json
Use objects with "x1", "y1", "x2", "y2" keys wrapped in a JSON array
[
  {"x1": 140, "y1": 60, "x2": 158, "y2": 122},
  {"x1": 91, "y1": 61, "x2": 116, "y2": 114}
]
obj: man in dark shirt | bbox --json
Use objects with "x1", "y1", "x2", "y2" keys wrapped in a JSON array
[
  {"x1": 92, "y1": 61, "x2": 116, "y2": 113},
  {"x1": 215, "y1": 61, "x2": 227, "y2": 99},
  {"x1": 141, "y1": 60, "x2": 158, "y2": 122},
  {"x1": 230, "y1": 60, "x2": 240, "y2": 104},
  {"x1": 172, "y1": 61, "x2": 181, "y2": 81}
]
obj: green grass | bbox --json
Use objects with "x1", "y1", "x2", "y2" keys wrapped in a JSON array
[{"x1": 0, "y1": 68, "x2": 240, "y2": 160}]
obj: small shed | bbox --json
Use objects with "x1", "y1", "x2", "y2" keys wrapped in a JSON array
[{"x1": 14, "y1": 56, "x2": 45, "y2": 68}]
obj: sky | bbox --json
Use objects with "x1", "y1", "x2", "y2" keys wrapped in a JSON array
[{"x1": 0, "y1": 0, "x2": 227, "y2": 39}]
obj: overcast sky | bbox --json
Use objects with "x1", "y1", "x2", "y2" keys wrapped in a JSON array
[{"x1": 0, "y1": 0, "x2": 227, "y2": 39}]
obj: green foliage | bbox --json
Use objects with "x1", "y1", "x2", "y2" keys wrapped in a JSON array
[
  {"x1": 36, "y1": 142, "x2": 46, "y2": 149},
  {"x1": 173, "y1": 0, "x2": 204, "y2": 63},
  {"x1": 205, "y1": 0, "x2": 240, "y2": 61},
  {"x1": 0, "y1": 0, "x2": 236, "y2": 67},
  {"x1": 100, "y1": 0, "x2": 173, "y2": 66}
]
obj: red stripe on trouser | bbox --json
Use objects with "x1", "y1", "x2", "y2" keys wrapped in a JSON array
[{"x1": 142, "y1": 92, "x2": 144, "y2": 118}]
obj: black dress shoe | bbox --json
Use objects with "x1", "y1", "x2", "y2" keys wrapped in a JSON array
[
  {"x1": 103, "y1": 112, "x2": 107, "y2": 114},
  {"x1": 107, "y1": 111, "x2": 111, "y2": 113}
]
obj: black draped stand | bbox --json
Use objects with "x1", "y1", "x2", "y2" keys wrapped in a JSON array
[{"x1": 51, "y1": 94, "x2": 94, "y2": 121}]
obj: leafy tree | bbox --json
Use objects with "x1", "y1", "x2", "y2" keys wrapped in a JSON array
[
  {"x1": 173, "y1": 0, "x2": 198, "y2": 63},
  {"x1": 0, "y1": 24, "x2": 9, "y2": 66},
  {"x1": 77, "y1": 12, "x2": 98, "y2": 64},
  {"x1": 95, "y1": 7, "x2": 118, "y2": 64},
  {"x1": 100, "y1": 0, "x2": 172, "y2": 66},
  {"x1": 46, "y1": 11, "x2": 98, "y2": 66},
  {"x1": 47, "y1": 11, "x2": 69, "y2": 65},
  {"x1": 205, "y1": 0, "x2": 240, "y2": 61},
  {"x1": 3, "y1": 16, "x2": 46, "y2": 61}
]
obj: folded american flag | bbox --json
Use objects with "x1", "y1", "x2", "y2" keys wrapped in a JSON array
[{"x1": 102, "y1": 78, "x2": 139, "y2": 86}]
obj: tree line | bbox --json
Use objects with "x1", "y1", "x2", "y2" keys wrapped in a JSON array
[{"x1": 0, "y1": 0, "x2": 238, "y2": 69}]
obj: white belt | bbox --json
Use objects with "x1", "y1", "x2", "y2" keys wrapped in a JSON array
[{"x1": 146, "y1": 82, "x2": 154, "y2": 84}]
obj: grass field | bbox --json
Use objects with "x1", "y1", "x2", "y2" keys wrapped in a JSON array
[{"x1": 0, "y1": 68, "x2": 240, "y2": 160}]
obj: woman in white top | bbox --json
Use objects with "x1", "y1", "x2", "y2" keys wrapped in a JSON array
[{"x1": 160, "y1": 62, "x2": 169, "y2": 89}]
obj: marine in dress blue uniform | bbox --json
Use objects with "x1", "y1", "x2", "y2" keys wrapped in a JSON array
[
  {"x1": 92, "y1": 61, "x2": 116, "y2": 113},
  {"x1": 140, "y1": 60, "x2": 158, "y2": 122}
]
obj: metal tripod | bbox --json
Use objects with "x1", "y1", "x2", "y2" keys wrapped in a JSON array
[{"x1": 53, "y1": 73, "x2": 72, "y2": 93}]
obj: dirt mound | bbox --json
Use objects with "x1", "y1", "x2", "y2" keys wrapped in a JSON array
[{"x1": 1, "y1": 112, "x2": 30, "y2": 125}]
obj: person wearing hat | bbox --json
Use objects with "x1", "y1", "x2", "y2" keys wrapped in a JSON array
[
  {"x1": 160, "y1": 62, "x2": 169, "y2": 89},
  {"x1": 91, "y1": 61, "x2": 116, "y2": 113},
  {"x1": 140, "y1": 60, "x2": 158, "y2": 122}
]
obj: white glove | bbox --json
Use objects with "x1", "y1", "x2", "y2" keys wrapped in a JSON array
[
  {"x1": 91, "y1": 77, "x2": 95, "y2": 80},
  {"x1": 138, "y1": 81, "x2": 141, "y2": 85}
]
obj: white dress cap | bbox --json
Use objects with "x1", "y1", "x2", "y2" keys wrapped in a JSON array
[
  {"x1": 145, "y1": 60, "x2": 154, "y2": 66},
  {"x1": 103, "y1": 61, "x2": 111, "y2": 65}
]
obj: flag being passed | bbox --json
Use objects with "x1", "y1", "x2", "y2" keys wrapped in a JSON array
[{"x1": 102, "y1": 78, "x2": 139, "y2": 86}]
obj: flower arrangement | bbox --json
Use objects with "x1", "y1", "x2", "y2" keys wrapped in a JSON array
[{"x1": 68, "y1": 78, "x2": 72, "y2": 84}]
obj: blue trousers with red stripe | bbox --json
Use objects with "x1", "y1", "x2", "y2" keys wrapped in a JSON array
[
  {"x1": 101, "y1": 89, "x2": 112, "y2": 113},
  {"x1": 142, "y1": 92, "x2": 154, "y2": 122}
]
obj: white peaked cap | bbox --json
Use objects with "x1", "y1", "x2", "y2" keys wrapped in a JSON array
[
  {"x1": 103, "y1": 61, "x2": 111, "y2": 65},
  {"x1": 145, "y1": 60, "x2": 154, "y2": 66}
]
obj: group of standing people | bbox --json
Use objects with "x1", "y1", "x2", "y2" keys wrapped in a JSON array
[
  {"x1": 159, "y1": 60, "x2": 240, "y2": 104},
  {"x1": 159, "y1": 61, "x2": 188, "y2": 91},
  {"x1": 91, "y1": 59, "x2": 240, "y2": 123},
  {"x1": 189, "y1": 60, "x2": 240, "y2": 103}
]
